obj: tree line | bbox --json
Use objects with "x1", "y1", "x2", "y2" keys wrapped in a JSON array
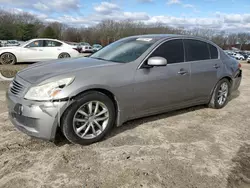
[{"x1": 1, "y1": 9, "x2": 250, "y2": 50}]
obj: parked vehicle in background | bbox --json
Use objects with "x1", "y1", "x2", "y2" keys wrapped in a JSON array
[
  {"x1": 7, "y1": 34, "x2": 242, "y2": 145},
  {"x1": 247, "y1": 56, "x2": 250, "y2": 63},
  {"x1": 233, "y1": 53, "x2": 245, "y2": 60},
  {"x1": 0, "y1": 38, "x2": 79, "y2": 64},
  {"x1": 238, "y1": 51, "x2": 249, "y2": 60},
  {"x1": 92, "y1": 44, "x2": 103, "y2": 52},
  {"x1": 225, "y1": 51, "x2": 236, "y2": 59},
  {"x1": 0, "y1": 40, "x2": 7, "y2": 47},
  {"x1": 79, "y1": 42, "x2": 93, "y2": 53},
  {"x1": 6, "y1": 40, "x2": 20, "y2": 47},
  {"x1": 80, "y1": 42, "x2": 90, "y2": 46}
]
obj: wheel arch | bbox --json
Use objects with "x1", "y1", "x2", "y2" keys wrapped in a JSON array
[
  {"x1": 74, "y1": 88, "x2": 118, "y2": 112},
  {"x1": 58, "y1": 52, "x2": 71, "y2": 58},
  {"x1": 59, "y1": 88, "x2": 120, "y2": 128},
  {"x1": 210, "y1": 75, "x2": 233, "y2": 98}
]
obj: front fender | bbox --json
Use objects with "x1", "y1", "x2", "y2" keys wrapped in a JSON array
[{"x1": 66, "y1": 85, "x2": 125, "y2": 127}]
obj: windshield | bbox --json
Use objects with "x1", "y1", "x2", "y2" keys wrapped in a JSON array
[
  {"x1": 20, "y1": 40, "x2": 32, "y2": 47},
  {"x1": 90, "y1": 37, "x2": 155, "y2": 63}
]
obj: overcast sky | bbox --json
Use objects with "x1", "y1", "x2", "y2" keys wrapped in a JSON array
[{"x1": 0, "y1": 0, "x2": 250, "y2": 32}]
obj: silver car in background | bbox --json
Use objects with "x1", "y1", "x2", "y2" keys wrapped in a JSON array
[{"x1": 7, "y1": 34, "x2": 242, "y2": 145}]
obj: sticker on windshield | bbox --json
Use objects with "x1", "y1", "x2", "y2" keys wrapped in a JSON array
[{"x1": 136, "y1": 38, "x2": 153, "y2": 42}]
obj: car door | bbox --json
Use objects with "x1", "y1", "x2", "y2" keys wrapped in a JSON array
[
  {"x1": 21, "y1": 40, "x2": 44, "y2": 62},
  {"x1": 133, "y1": 39, "x2": 192, "y2": 117},
  {"x1": 184, "y1": 39, "x2": 222, "y2": 101},
  {"x1": 43, "y1": 40, "x2": 63, "y2": 60}
]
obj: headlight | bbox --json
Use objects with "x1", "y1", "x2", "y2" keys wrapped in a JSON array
[{"x1": 24, "y1": 77, "x2": 74, "y2": 101}]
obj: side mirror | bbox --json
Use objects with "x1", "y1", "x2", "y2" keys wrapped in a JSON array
[{"x1": 147, "y1": 57, "x2": 167, "y2": 67}]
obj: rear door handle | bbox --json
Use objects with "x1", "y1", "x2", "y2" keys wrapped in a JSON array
[
  {"x1": 213, "y1": 64, "x2": 220, "y2": 69},
  {"x1": 178, "y1": 70, "x2": 188, "y2": 75}
]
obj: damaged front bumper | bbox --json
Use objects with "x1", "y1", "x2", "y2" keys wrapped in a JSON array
[{"x1": 7, "y1": 93, "x2": 70, "y2": 141}]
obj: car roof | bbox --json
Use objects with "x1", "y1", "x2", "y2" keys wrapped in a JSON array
[
  {"x1": 129, "y1": 34, "x2": 214, "y2": 42},
  {"x1": 127, "y1": 34, "x2": 219, "y2": 48},
  {"x1": 30, "y1": 38, "x2": 62, "y2": 41}
]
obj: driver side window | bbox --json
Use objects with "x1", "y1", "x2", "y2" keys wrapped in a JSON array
[
  {"x1": 149, "y1": 39, "x2": 184, "y2": 64},
  {"x1": 27, "y1": 40, "x2": 43, "y2": 48}
]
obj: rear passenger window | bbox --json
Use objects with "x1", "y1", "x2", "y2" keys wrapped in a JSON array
[
  {"x1": 209, "y1": 44, "x2": 218, "y2": 59},
  {"x1": 150, "y1": 39, "x2": 184, "y2": 64},
  {"x1": 44, "y1": 40, "x2": 62, "y2": 47},
  {"x1": 184, "y1": 39, "x2": 210, "y2": 61}
]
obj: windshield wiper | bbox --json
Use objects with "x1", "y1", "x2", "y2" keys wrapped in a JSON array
[
  {"x1": 90, "y1": 57, "x2": 107, "y2": 61},
  {"x1": 90, "y1": 57, "x2": 124, "y2": 63}
]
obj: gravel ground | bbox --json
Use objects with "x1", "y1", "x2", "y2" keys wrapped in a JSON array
[{"x1": 0, "y1": 63, "x2": 249, "y2": 188}]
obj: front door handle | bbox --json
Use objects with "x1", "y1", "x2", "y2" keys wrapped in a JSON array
[
  {"x1": 178, "y1": 69, "x2": 188, "y2": 75},
  {"x1": 213, "y1": 64, "x2": 220, "y2": 69}
]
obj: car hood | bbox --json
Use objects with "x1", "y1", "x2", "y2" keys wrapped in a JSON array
[{"x1": 17, "y1": 57, "x2": 119, "y2": 84}]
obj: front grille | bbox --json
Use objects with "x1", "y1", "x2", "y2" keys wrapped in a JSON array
[{"x1": 10, "y1": 79, "x2": 25, "y2": 96}]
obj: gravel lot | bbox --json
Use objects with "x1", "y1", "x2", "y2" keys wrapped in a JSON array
[{"x1": 0, "y1": 63, "x2": 249, "y2": 188}]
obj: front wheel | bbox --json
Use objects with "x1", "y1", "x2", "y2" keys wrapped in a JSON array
[
  {"x1": 209, "y1": 79, "x2": 230, "y2": 109},
  {"x1": 61, "y1": 91, "x2": 116, "y2": 145},
  {"x1": 0, "y1": 53, "x2": 17, "y2": 65}
]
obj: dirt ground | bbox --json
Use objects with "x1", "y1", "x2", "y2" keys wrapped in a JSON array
[{"x1": 0, "y1": 63, "x2": 250, "y2": 188}]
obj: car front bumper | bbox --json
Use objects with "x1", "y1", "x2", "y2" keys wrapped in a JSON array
[{"x1": 7, "y1": 93, "x2": 69, "y2": 141}]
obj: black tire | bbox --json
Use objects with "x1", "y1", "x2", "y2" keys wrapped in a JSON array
[
  {"x1": 209, "y1": 78, "x2": 230, "y2": 109},
  {"x1": 58, "y1": 53, "x2": 71, "y2": 59},
  {"x1": 61, "y1": 91, "x2": 116, "y2": 145},
  {"x1": 0, "y1": 53, "x2": 17, "y2": 65}
]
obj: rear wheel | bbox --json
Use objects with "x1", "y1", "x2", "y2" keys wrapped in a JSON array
[
  {"x1": 58, "y1": 53, "x2": 70, "y2": 59},
  {"x1": 209, "y1": 79, "x2": 230, "y2": 109},
  {"x1": 0, "y1": 53, "x2": 17, "y2": 65},
  {"x1": 61, "y1": 91, "x2": 115, "y2": 145}
]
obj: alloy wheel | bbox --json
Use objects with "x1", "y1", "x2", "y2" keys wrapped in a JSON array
[
  {"x1": 217, "y1": 82, "x2": 229, "y2": 106},
  {"x1": 73, "y1": 101, "x2": 109, "y2": 139},
  {"x1": 58, "y1": 53, "x2": 70, "y2": 58},
  {"x1": 1, "y1": 53, "x2": 15, "y2": 64}
]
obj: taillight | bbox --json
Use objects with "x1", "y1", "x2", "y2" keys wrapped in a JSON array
[{"x1": 238, "y1": 63, "x2": 242, "y2": 69}]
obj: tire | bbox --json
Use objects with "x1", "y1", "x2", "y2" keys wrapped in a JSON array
[
  {"x1": 58, "y1": 53, "x2": 71, "y2": 59},
  {"x1": 209, "y1": 79, "x2": 230, "y2": 109},
  {"x1": 61, "y1": 91, "x2": 116, "y2": 145},
  {"x1": 0, "y1": 53, "x2": 17, "y2": 65}
]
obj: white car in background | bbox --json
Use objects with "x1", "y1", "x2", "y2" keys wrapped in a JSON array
[
  {"x1": 0, "y1": 38, "x2": 80, "y2": 65},
  {"x1": 247, "y1": 56, "x2": 250, "y2": 63},
  {"x1": 233, "y1": 53, "x2": 245, "y2": 60}
]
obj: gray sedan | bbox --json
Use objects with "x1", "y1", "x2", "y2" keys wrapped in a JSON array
[{"x1": 7, "y1": 34, "x2": 242, "y2": 145}]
